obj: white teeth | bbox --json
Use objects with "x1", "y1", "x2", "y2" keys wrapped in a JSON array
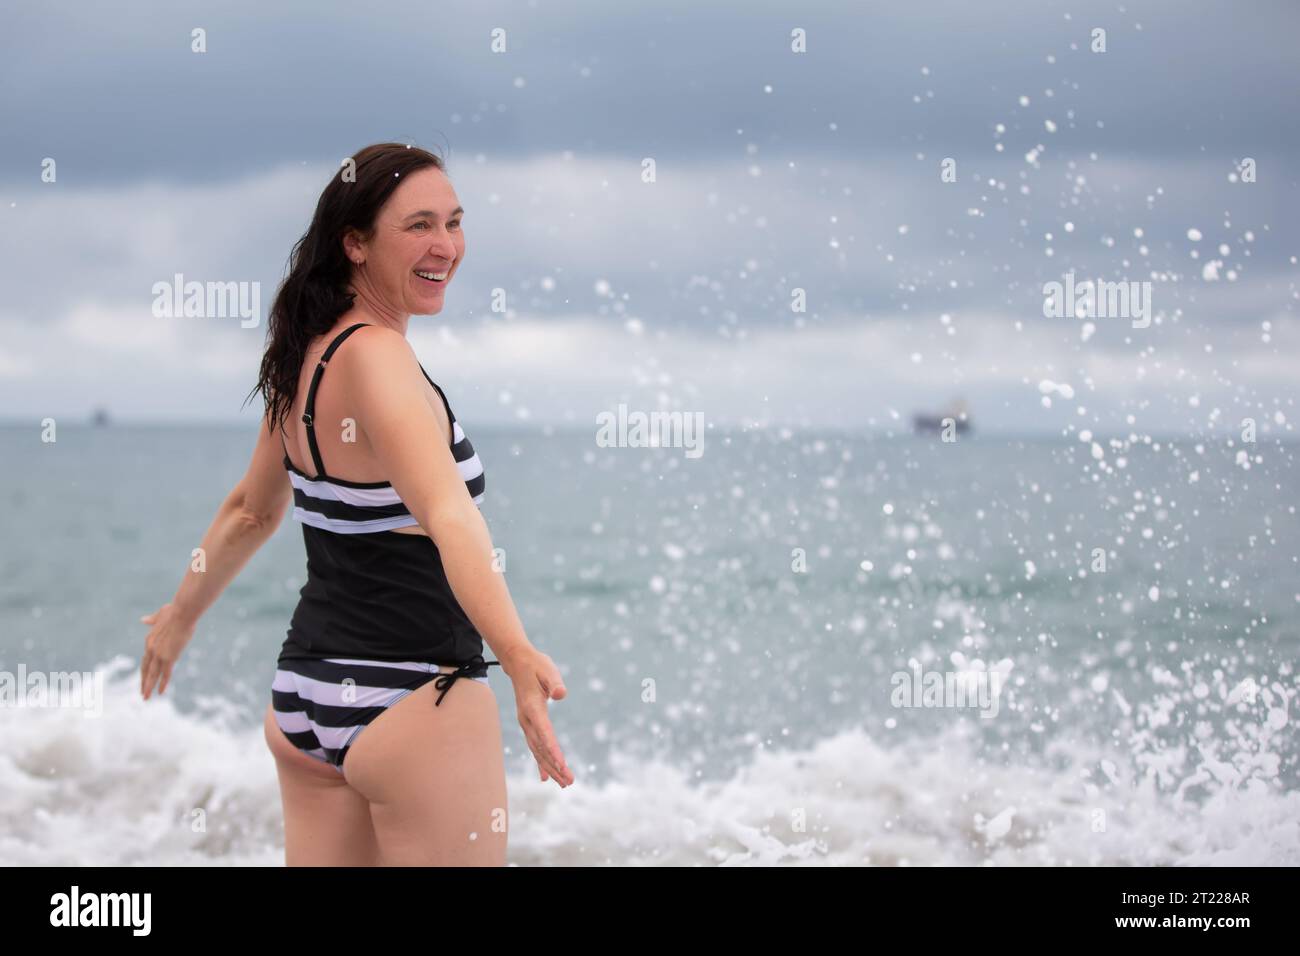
[{"x1": 415, "y1": 270, "x2": 448, "y2": 281}]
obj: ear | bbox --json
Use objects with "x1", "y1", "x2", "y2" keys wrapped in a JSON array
[{"x1": 341, "y1": 228, "x2": 367, "y2": 265}]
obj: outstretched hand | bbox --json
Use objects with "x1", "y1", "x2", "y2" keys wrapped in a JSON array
[
  {"x1": 139, "y1": 603, "x2": 195, "y2": 699},
  {"x1": 505, "y1": 648, "x2": 574, "y2": 787}
]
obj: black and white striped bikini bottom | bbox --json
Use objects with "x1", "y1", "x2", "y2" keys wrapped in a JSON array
[{"x1": 271, "y1": 656, "x2": 499, "y2": 773}]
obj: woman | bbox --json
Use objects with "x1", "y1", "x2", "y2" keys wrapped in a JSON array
[{"x1": 137, "y1": 142, "x2": 573, "y2": 866}]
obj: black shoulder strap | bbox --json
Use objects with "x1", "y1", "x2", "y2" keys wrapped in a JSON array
[
  {"x1": 419, "y1": 362, "x2": 458, "y2": 440},
  {"x1": 302, "y1": 323, "x2": 370, "y2": 478}
]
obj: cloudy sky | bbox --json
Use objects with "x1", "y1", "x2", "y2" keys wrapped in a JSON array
[{"x1": 2, "y1": 0, "x2": 1297, "y2": 434}]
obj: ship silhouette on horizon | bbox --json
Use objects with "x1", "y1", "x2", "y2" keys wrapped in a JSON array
[{"x1": 912, "y1": 399, "x2": 972, "y2": 436}]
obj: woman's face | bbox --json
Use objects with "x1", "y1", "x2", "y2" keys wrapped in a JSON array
[{"x1": 345, "y1": 165, "x2": 465, "y2": 317}]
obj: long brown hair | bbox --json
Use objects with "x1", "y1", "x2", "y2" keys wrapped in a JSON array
[{"x1": 245, "y1": 142, "x2": 447, "y2": 431}]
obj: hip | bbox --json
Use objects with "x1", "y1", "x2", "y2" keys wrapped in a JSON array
[{"x1": 270, "y1": 655, "x2": 498, "y2": 772}]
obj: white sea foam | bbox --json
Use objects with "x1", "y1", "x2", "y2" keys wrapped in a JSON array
[{"x1": 1, "y1": 656, "x2": 1296, "y2": 866}]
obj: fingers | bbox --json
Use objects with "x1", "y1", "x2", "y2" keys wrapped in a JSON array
[
  {"x1": 530, "y1": 740, "x2": 567, "y2": 786},
  {"x1": 139, "y1": 607, "x2": 183, "y2": 699},
  {"x1": 522, "y1": 719, "x2": 564, "y2": 783},
  {"x1": 515, "y1": 655, "x2": 574, "y2": 786},
  {"x1": 539, "y1": 659, "x2": 567, "y2": 701},
  {"x1": 140, "y1": 653, "x2": 156, "y2": 700},
  {"x1": 142, "y1": 654, "x2": 176, "y2": 699},
  {"x1": 140, "y1": 610, "x2": 158, "y2": 698},
  {"x1": 521, "y1": 708, "x2": 573, "y2": 786},
  {"x1": 140, "y1": 643, "x2": 174, "y2": 700}
]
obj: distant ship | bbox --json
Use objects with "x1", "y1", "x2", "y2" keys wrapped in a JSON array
[
  {"x1": 90, "y1": 407, "x2": 111, "y2": 427},
  {"x1": 912, "y1": 399, "x2": 971, "y2": 435}
]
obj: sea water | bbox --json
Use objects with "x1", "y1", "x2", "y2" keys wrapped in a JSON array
[{"x1": 1, "y1": 423, "x2": 1295, "y2": 865}]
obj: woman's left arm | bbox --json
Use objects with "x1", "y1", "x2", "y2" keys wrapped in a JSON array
[{"x1": 139, "y1": 415, "x2": 292, "y2": 699}]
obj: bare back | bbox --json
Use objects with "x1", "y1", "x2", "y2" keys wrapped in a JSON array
[{"x1": 278, "y1": 319, "x2": 453, "y2": 537}]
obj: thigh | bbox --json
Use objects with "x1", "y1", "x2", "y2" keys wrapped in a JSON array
[
  {"x1": 262, "y1": 704, "x2": 380, "y2": 866},
  {"x1": 342, "y1": 678, "x2": 508, "y2": 866}
]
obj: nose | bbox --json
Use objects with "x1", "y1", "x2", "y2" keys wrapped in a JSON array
[{"x1": 428, "y1": 230, "x2": 457, "y2": 264}]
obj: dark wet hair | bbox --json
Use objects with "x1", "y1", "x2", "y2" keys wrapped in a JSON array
[{"x1": 246, "y1": 142, "x2": 446, "y2": 431}]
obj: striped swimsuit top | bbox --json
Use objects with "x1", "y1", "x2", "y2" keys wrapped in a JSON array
[{"x1": 281, "y1": 322, "x2": 485, "y2": 534}]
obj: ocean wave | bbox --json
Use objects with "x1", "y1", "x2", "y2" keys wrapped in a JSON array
[{"x1": 0, "y1": 656, "x2": 1294, "y2": 866}]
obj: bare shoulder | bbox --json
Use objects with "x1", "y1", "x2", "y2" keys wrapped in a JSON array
[
  {"x1": 340, "y1": 322, "x2": 414, "y2": 357},
  {"x1": 331, "y1": 324, "x2": 421, "y2": 383},
  {"x1": 329, "y1": 324, "x2": 449, "y2": 437}
]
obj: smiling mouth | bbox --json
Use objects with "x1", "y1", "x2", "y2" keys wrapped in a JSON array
[{"x1": 414, "y1": 269, "x2": 449, "y2": 285}]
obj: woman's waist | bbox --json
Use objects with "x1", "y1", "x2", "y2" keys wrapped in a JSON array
[
  {"x1": 298, "y1": 529, "x2": 462, "y2": 596},
  {"x1": 277, "y1": 634, "x2": 489, "y2": 669},
  {"x1": 289, "y1": 582, "x2": 479, "y2": 631},
  {"x1": 289, "y1": 525, "x2": 482, "y2": 657},
  {"x1": 281, "y1": 615, "x2": 485, "y2": 664}
]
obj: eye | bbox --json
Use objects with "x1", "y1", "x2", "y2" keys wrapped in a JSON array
[
  {"x1": 449, "y1": 219, "x2": 462, "y2": 230},
  {"x1": 410, "y1": 221, "x2": 430, "y2": 230}
]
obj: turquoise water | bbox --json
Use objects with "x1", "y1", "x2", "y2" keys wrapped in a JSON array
[{"x1": 1, "y1": 423, "x2": 1296, "y2": 864}]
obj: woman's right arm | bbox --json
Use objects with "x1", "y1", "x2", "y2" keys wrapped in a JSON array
[
  {"x1": 339, "y1": 325, "x2": 574, "y2": 788},
  {"x1": 140, "y1": 413, "x2": 292, "y2": 699}
]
